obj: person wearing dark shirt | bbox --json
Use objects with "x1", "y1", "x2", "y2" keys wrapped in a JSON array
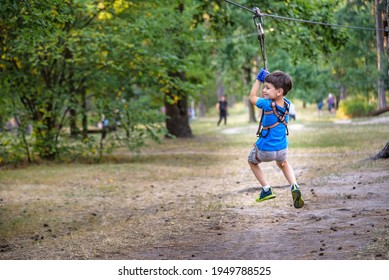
[{"x1": 216, "y1": 96, "x2": 228, "y2": 126}]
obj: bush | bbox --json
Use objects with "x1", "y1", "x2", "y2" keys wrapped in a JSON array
[
  {"x1": 338, "y1": 96, "x2": 377, "y2": 118},
  {"x1": 0, "y1": 133, "x2": 28, "y2": 166}
]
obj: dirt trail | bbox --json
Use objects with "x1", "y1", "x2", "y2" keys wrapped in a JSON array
[{"x1": 129, "y1": 170, "x2": 389, "y2": 260}]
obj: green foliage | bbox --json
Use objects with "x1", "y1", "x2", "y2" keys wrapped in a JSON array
[
  {"x1": 339, "y1": 96, "x2": 377, "y2": 118},
  {"x1": 195, "y1": 0, "x2": 350, "y2": 106},
  {"x1": 266, "y1": 0, "x2": 348, "y2": 61},
  {"x1": 97, "y1": 95, "x2": 167, "y2": 156},
  {"x1": 328, "y1": 0, "x2": 380, "y2": 96},
  {"x1": 0, "y1": 0, "x2": 169, "y2": 164},
  {"x1": 0, "y1": 133, "x2": 27, "y2": 165},
  {"x1": 0, "y1": 0, "x2": 385, "y2": 165}
]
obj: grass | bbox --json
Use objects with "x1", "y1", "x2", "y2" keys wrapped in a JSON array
[{"x1": 1, "y1": 101, "x2": 389, "y2": 259}]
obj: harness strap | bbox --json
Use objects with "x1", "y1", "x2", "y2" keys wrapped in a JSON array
[
  {"x1": 256, "y1": 109, "x2": 265, "y2": 137},
  {"x1": 256, "y1": 101, "x2": 290, "y2": 138}
]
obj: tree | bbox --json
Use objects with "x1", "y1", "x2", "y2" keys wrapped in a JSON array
[
  {"x1": 372, "y1": 0, "x2": 389, "y2": 160},
  {"x1": 125, "y1": 1, "x2": 212, "y2": 138},
  {"x1": 1, "y1": 0, "x2": 77, "y2": 159},
  {"x1": 372, "y1": 142, "x2": 389, "y2": 159},
  {"x1": 0, "y1": 0, "x2": 166, "y2": 163},
  {"x1": 163, "y1": 2, "x2": 193, "y2": 138},
  {"x1": 376, "y1": 0, "x2": 387, "y2": 109}
]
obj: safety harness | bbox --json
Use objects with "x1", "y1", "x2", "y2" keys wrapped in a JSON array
[{"x1": 256, "y1": 101, "x2": 290, "y2": 138}]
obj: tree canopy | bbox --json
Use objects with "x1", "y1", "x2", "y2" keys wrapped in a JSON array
[{"x1": 0, "y1": 0, "x2": 386, "y2": 164}]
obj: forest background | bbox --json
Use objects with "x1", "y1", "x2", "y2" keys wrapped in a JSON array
[
  {"x1": 0, "y1": 0, "x2": 388, "y2": 163},
  {"x1": 2, "y1": 0, "x2": 389, "y2": 264}
]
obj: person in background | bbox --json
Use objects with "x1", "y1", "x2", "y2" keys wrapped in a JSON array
[
  {"x1": 317, "y1": 99, "x2": 324, "y2": 117},
  {"x1": 216, "y1": 96, "x2": 228, "y2": 126},
  {"x1": 327, "y1": 93, "x2": 335, "y2": 113}
]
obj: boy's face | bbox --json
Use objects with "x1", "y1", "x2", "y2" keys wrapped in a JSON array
[{"x1": 262, "y1": 82, "x2": 283, "y2": 100}]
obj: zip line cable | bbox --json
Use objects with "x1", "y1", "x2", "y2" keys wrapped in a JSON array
[
  {"x1": 200, "y1": 32, "x2": 257, "y2": 43},
  {"x1": 223, "y1": 0, "x2": 383, "y2": 32}
]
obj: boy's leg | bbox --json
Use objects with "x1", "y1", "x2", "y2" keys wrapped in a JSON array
[
  {"x1": 276, "y1": 160, "x2": 296, "y2": 185},
  {"x1": 276, "y1": 160, "x2": 304, "y2": 208},
  {"x1": 248, "y1": 161, "x2": 269, "y2": 186},
  {"x1": 248, "y1": 161, "x2": 276, "y2": 202},
  {"x1": 248, "y1": 146, "x2": 276, "y2": 202}
]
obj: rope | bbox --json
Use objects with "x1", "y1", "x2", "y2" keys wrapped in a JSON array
[
  {"x1": 223, "y1": 0, "x2": 383, "y2": 32},
  {"x1": 253, "y1": 8, "x2": 267, "y2": 69}
]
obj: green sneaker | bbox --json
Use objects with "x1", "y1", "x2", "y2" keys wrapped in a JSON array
[
  {"x1": 291, "y1": 184, "x2": 304, "y2": 208},
  {"x1": 256, "y1": 187, "x2": 276, "y2": 202}
]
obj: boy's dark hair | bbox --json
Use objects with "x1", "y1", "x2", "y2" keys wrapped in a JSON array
[{"x1": 264, "y1": 71, "x2": 293, "y2": 95}]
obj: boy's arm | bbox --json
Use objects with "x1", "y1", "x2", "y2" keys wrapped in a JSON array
[
  {"x1": 249, "y1": 68, "x2": 268, "y2": 105},
  {"x1": 249, "y1": 80, "x2": 262, "y2": 105}
]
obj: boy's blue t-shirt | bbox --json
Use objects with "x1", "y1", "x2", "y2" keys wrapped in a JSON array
[{"x1": 255, "y1": 97, "x2": 290, "y2": 151}]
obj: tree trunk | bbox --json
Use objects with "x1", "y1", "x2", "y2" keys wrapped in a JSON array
[
  {"x1": 165, "y1": 70, "x2": 192, "y2": 138},
  {"x1": 370, "y1": 1, "x2": 389, "y2": 160},
  {"x1": 35, "y1": 111, "x2": 58, "y2": 160},
  {"x1": 216, "y1": 72, "x2": 225, "y2": 99},
  {"x1": 69, "y1": 108, "x2": 79, "y2": 138},
  {"x1": 81, "y1": 89, "x2": 88, "y2": 140},
  {"x1": 371, "y1": 141, "x2": 389, "y2": 159},
  {"x1": 340, "y1": 85, "x2": 347, "y2": 101},
  {"x1": 65, "y1": 45, "x2": 80, "y2": 138},
  {"x1": 243, "y1": 65, "x2": 257, "y2": 123},
  {"x1": 165, "y1": 91, "x2": 192, "y2": 138},
  {"x1": 198, "y1": 99, "x2": 206, "y2": 117},
  {"x1": 376, "y1": 0, "x2": 387, "y2": 109},
  {"x1": 387, "y1": 0, "x2": 389, "y2": 90},
  {"x1": 369, "y1": 106, "x2": 389, "y2": 116},
  {"x1": 164, "y1": 2, "x2": 192, "y2": 138}
]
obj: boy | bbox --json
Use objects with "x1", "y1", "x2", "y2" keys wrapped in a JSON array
[{"x1": 247, "y1": 68, "x2": 304, "y2": 209}]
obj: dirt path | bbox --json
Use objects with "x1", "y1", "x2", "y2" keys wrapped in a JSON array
[
  {"x1": 127, "y1": 169, "x2": 389, "y2": 260},
  {"x1": 222, "y1": 173, "x2": 389, "y2": 260}
]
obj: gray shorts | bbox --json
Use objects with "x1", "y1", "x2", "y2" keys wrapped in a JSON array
[{"x1": 248, "y1": 145, "x2": 287, "y2": 164}]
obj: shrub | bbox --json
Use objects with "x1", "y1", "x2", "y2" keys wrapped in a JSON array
[
  {"x1": 0, "y1": 133, "x2": 28, "y2": 166},
  {"x1": 338, "y1": 96, "x2": 377, "y2": 118}
]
